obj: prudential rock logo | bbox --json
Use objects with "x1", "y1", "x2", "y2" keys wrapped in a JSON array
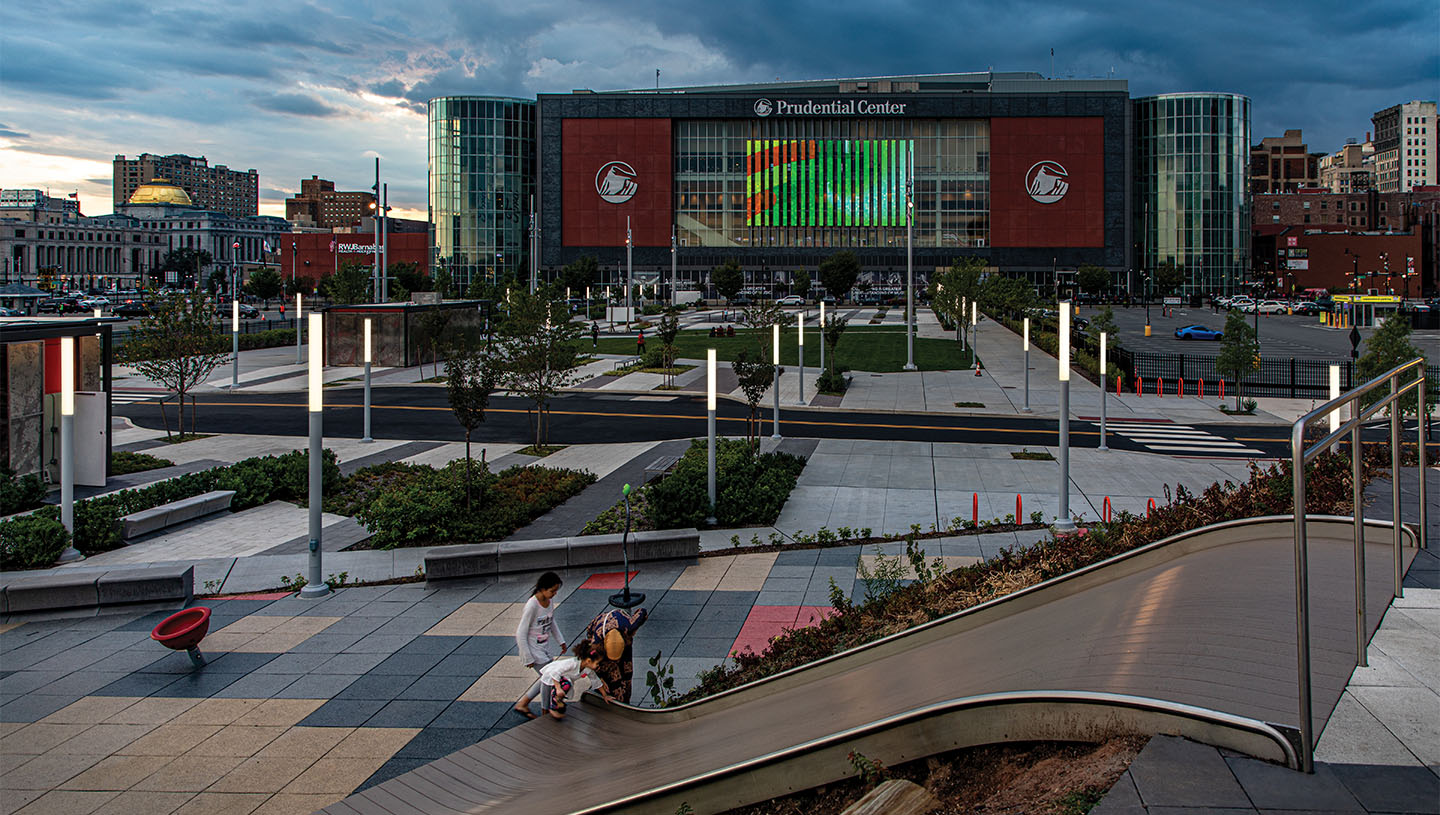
[
  {"x1": 754, "y1": 98, "x2": 773, "y2": 117},
  {"x1": 1025, "y1": 161, "x2": 1069, "y2": 204},
  {"x1": 595, "y1": 161, "x2": 638, "y2": 204}
]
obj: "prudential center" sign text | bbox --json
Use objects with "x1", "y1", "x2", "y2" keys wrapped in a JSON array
[{"x1": 754, "y1": 98, "x2": 908, "y2": 117}]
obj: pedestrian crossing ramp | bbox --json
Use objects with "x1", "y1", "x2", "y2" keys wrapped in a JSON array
[{"x1": 1103, "y1": 420, "x2": 1265, "y2": 457}]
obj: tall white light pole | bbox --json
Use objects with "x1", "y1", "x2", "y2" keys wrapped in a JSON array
[
  {"x1": 231, "y1": 299, "x2": 240, "y2": 388},
  {"x1": 361, "y1": 318, "x2": 374, "y2": 443},
  {"x1": 301, "y1": 313, "x2": 331, "y2": 598},
  {"x1": 1022, "y1": 317, "x2": 1032, "y2": 412},
  {"x1": 1054, "y1": 301, "x2": 1076, "y2": 533},
  {"x1": 796, "y1": 313, "x2": 806, "y2": 405},
  {"x1": 971, "y1": 300, "x2": 979, "y2": 374},
  {"x1": 381, "y1": 183, "x2": 390, "y2": 302},
  {"x1": 771, "y1": 323, "x2": 782, "y2": 440},
  {"x1": 625, "y1": 217, "x2": 633, "y2": 332},
  {"x1": 961, "y1": 297, "x2": 968, "y2": 350},
  {"x1": 671, "y1": 225, "x2": 678, "y2": 307},
  {"x1": 904, "y1": 144, "x2": 916, "y2": 371},
  {"x1": 57, "y1": 337, "x2": 83, "y2": 563},
  {"x1": 372, "y1": 160, "x2": 381, "y2": 302},
  {"x1": 1098, "y1": 331, "x2": 1109, "y2": 451},
  {"x1": 819, "y1": 300, "x2": 826, "y2": 376},
  {"x1": 530, "y1": 195, "x2": 538, "y2": 295},
  {"x1": 707, "y1": 348, "x2": 717, "y2": 524},
  {"x1": 295, "y1": 292, "x2": 304, "y2": 365}
]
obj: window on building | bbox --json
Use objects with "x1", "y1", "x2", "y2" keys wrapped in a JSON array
[
  {"x1": 1304, "y1": 215, "x2": 1311, "y2": 223},
  {"x1": 1303, "y1": 201, "x2": 1311, "y2": 210},
  {"x1": 1271, "y1": 215, "x2": 1280, "y2": 223}
]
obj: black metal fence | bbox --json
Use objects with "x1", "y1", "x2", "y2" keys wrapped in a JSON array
[{"x1": 1117, "y1": 350, "x2": 1439, "y2": 399}]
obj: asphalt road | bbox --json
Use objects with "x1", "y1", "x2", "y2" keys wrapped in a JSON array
[
  {"x1": 1074, "y1": 304, "x2": 1389, "y2": 359},
  {"x1": 114, "y1": 387, "x2": 1298, "y2": 458}
]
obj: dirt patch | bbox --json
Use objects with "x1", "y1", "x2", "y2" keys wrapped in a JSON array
[{"x1": 721, "y1": 737, "x2": 1145, "y2": 815}]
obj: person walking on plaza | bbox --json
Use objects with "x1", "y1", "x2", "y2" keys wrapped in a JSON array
[
  {"x1": 636, "y1": 328, "x2": 646, "y2": 358},
  {"x1": 591, "y1": 321, "x2": 600, "y2": 349},
  {"x1": 513, "y1": 572, "x2": 568, "y2": 719},
  {"x1": 583, "y1": 606, "x2": 650, "y2": 704}
]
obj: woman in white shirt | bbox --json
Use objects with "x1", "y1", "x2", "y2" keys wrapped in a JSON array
[{"x1": 513, "y1": 572, "x2": 567, "y2": 719}]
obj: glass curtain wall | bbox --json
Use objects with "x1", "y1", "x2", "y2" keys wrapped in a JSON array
[
  {"x1": 675, "y1": 119, "x2": 988, "y2": 250},
  {"x1": 1134, "y1": 93, "x2": 1250, "y2": 297},
  {"x1": 428, "y1": 97, "x2": 536, "y2": 289}
]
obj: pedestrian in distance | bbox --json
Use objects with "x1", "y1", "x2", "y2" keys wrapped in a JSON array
[
  {"x1": 591, "y1": 321, "x2": 600, "y2": 349},
  {"x1": 537, "y1": 639, "x2": 604, "y2": 720},
  {"x1": 636, "y1": 328, "x2": 646, "y2": 358},
  {"x1": 513, "y1": 572, "x2": 568, "y2": 720}
]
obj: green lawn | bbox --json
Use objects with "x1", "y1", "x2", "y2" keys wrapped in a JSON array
[{"x1": 594, "y1": 326, "x2": 974, "y2": 372}]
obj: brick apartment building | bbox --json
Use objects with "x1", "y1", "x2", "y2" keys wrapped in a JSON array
[
  {"x1": 112, "y1": 154, "x2": 259, "y2": 218},
  {"x1": 284, "y1": 176, "x2": 376, "y2": 229},
  {"x1": 1250, "y1": 130, "x2": 1325, "y2": 195}
]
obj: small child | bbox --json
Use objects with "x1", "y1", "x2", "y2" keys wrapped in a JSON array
[
  {"x1": 537, "y1": 640, "x2": 601, "y2": 720},
  {"x1": 513, "y1": 572, "x2": 567, "y2": 720}
]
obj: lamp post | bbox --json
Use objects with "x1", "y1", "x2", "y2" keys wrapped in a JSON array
[
  {"x1": 301, "y1": 312, "x2": 330, "y2": 599},
  {"x1": 1144, "y1": 273, "x2": 1152, "y2": 336},
  {"x1": 1098, "y1": 331, "x2": 1109, "y2": 451},
  {"x1": 231, "y1": 298, "x2": 239, "y2": 389},
  {"x1": 1054, "y1": 301, "x2": 1076, "y2": 533},
  {"x1": 625, "y1": 217, "x2": 633, "y2": 332},
  {"x1": 361, "y1": 318, "x2": 373, "y2": 443},
  {"x1": 796, "y1": 313, "x2": 805, "y2": 405},
  {"x1": 671, "y1": 225, "x2": 678, "y2": 308},
  {"x1": 904, "y1": 143, "x2": 916, "y2": 371},
  {"x1": 57, "y1": 336, "x2": 83, "y2": 563},
  {"x1": 295, "y1": 292, "x2": 303, "y2": 365},
  {"x1": 971, "y1": 300, "x2": 979, "y2": 375},
  {"x1": 960, "y1": 297, "x2": 968, "y2": 350},
  {"x1": 771, "y1": 323, "x2": 781, "y2": 440},
  {"x1": 1022, "y1": 317, "x2": 1031, "y2": 413},
  {"x1": 819, "y1": 300, "x2": 826, "y2": 376},
  {"x1": 707, "y1": 349, "x2": 717, "y2": 525}
]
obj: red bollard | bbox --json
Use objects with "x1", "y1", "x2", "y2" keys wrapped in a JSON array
[
  {"x1": 1136, "y1": 376, "x2": 1142, "y2": 397},
  {"x1": 1219, "y1": 380, "x2": 1225, "y2": 400},
  {"x1": 1179, "y1": 378, "x2": 1185, "y2": 398},
  {"x1": 1016, "y1": 493, "x2": 1022, "y2": 522},
  {"x1": 1157, "y1": 377, "x2": 1164, "y2": 397},
  {"x1": 1199, "y1": 378, "x2": 1205, "y2": 398},
  {"x1": 1146, "y1": 498, "x2": 1157, "y2": 518},
  {"x1": 972, "y1": 492, "x2": 979, "y2": 525},
  {"x1": 1102, "y1": 496, "x2": 1112, "y2": 523},
  {"x1": 1115, "y1": 376, "x2": 1122, "y2": 397}
]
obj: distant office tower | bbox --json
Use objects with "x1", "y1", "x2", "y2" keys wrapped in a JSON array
[
  {"x1": 1372, "y1": 101, "x2": 1437, "y2": 193},
  {"x1": 1249, "y1": 130, "x2": 1325, "y2": 194},
  {"x1": 284, "y1": 176, "x2": 376, "y2": 229},
  {"x1": 1134, "y1": 92, "x2": 1252, "y2": 297},
  {"x1": 113, "y1": 153, "x2": 259, "y2": 217}
]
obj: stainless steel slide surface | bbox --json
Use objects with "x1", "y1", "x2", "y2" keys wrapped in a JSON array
[{"x1": 322, "y1": 517, "x2": 1416, "y2": 815}]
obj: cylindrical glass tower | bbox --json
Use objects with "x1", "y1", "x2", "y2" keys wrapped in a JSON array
[
  {"x1": 1133, "y1": 93, "x2": 1250, "y2": 297},
  {"x1": 428, "y1": 96, "x2": 536, "y2": 290}
]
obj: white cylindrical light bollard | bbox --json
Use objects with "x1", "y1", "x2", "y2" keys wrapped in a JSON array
[
  {"x1": 1055, "y1": 302, "x2": 1075, "y2": 532},
  {"x1": 971, "y1": 300, "x2": 979, "y2": 372},
  {"x1": 796, "y1": 313, "x2": 805, "y2": 405},
  {"x1": 1098, "y1": 331, "x2": 1109, "y2": 451},
  {"x1": 1329, "y1": 364, "x2": 1341, "y2": 433},
  {"x1": 772, "y1": 322, "x2": 781, "y2": 440},
  {"x1": 232, "y1": 299, "x2": 240, "y2": 389},
  {"x1": 93, "y1": 307, "x2": 102, "y2": 318},
  {"x1": 57, "y1": 337, "x2": 82, "y2": 562},
  {"x1": 296, "y1": 292, "x2": 304, "y2": 364},
  {"x1": 707, "y1": 348, "x2": 717, "y2": 524},
  {"x1": 301, "y1": 312, "x2": 329, "y2": 598},
  {"x1": 362, "y1": 317, "x2": 374, "y2": 443},
  {"x1": 819, "y1": 299, "x2": 826, "y2": 375},
  {"x1": 1058, "y1": 303, "x2": 1071, "y2": 382},
  {"x1": 1022, "y1": 316, "x2": 1031, "y2": 412}
]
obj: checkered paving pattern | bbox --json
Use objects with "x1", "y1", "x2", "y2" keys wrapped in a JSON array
[{"x1": 1, "y1": 539, "x2": 1025, "y2": 813}]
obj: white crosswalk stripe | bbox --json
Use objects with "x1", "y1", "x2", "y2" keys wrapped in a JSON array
[
  {"x1": 1102, "y1": 421, "x2": 1265, "y2": 457},
  {"x1": 111, "y1": 390, "x2": 165, "y2": 405}
]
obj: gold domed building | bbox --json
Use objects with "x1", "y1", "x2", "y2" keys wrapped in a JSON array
[{"x1": 126, "y1": 178, "x2": 194, "y2": 207}]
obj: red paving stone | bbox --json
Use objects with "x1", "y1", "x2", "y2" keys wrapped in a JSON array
[
  {"x1": 730, "y1": 606, "x2": 837, "y2": 657},
  {"x1": 579, "y1": 571, "x2": 639, "y2": 590}
]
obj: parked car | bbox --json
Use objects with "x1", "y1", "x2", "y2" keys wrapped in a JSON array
[
  {"x1": 114, "y1": 301, "x2": 150, "y2": 318},
  {"x1": 775, "y1": 295, "x2": 805, "y2": 306},
  {"x1": 819, "y1": 295, "x2": 839, "y2": 306},
  {"x1": 78, "y1": 296, "x2": 111, "y2": 309},
  {"x1": 1255, "y1": 300, "x2": 1287, "y2": 314},
  {"x1": 0, "y1": 306, "x2": 24, "y2": 317},
  {"x1": 37, "y1": 297, "x2": 82, "y2": 314},
  {"x1": 1291, "y1": 301, "x2": 1321, "y2": 315},
  {"x1": 1174, "y1": 324, "x2": 1223, "y2": 341},
  {"x1": 215, "y1": 303, "x2": 260, "y2": 319}
]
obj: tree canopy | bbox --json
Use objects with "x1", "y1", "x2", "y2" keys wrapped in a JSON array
[
  {"x1": 817, "y1": 251, "x2": 861, "y2": 301},
  {"x1": 711, "y1": 260, "x2": 744, "y2": 302},
  {"x1": 1357, "y1": 315, "x2": 1434, "y2": 417},
  {"x1": 1215, "y1": 310, "x2": 1259, "y2": 410},
  {"x1": 1076, "y1": 264, "x2": 1110, "y2": 295},
  {"x1": 118, "y1": 292, "x2": 228, "y2": 437}
]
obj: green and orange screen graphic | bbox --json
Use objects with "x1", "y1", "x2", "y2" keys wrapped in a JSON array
[{"x1": 746, "y1": 139, "x2": 912, "y2": 227}]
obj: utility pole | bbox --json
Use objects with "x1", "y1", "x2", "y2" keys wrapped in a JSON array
[
  {"x1": 381, "y1": 184, "x2": 389, "y2": 303},
  {"x1": 372, "y1": 158, "x2": 381, "y2": 303},
  {"x1": 904, "y1": 143, "x2": 916, "y2": 372}
]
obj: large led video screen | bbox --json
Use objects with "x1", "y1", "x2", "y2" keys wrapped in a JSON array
[{"x1": 746, "y1": 139, "x2": 911, "y2": 227}]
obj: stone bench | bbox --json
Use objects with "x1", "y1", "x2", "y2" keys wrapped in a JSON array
[
  {"x1": 0, "y1": 564, "x2": 194, "y2": 614},
  {"x1": 118, "y1": 490, "x2": 236, "y2": 541},
  {"x1": 642, "y1": 454, "x2": 681, "y2": 483},
  {"x1": 425, "y1": 528, "x2": 700, "y2": 582}
]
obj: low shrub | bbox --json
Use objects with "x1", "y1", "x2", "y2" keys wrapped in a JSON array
[
  {"x1": 238, "y1": 328, "x2": 296, "y2": 351},
  {"x1": 676, "y1": 447, "x2": 1379, "y2": 703},
  {"x1": 109, "y1": 451, "x2": 174, "y2": 476},
  {"x1": 0, "y1": 514, "x2": 71, "y2": 570},
  {"x1": 815, "y1": 369, "x2": 848, "y2": 394},
  {"x1": 0, "y1": 466, "x2": 47, "y2": 516},
  {"x1": 348, "y1": 461, "x2": 597, "y2": 549}
]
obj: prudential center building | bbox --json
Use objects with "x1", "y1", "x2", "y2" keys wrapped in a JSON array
[{"x1": 427, "y1": 72, "x2": 1251, "y2": 297}]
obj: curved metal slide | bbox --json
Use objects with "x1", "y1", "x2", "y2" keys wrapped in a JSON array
[{"x1": 321, "y1": 516, "x2": 1417, "y2": 815}]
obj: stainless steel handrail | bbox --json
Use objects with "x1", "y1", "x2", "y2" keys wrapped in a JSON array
[{"x1": 1289, "y1": 356, "x2": 1429, "y2": 773}]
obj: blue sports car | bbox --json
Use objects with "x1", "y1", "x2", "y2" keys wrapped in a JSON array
[{"x1": 1174, "y1": 324, "x2": 1223, "y2": 341}]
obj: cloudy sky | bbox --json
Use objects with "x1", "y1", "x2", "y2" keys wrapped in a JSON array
[{"x1": 2, "y1": 0, "x2": 1435, "y2": 221}]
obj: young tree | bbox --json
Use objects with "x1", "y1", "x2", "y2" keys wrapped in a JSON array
[
  {"x1": 731, "y1": 347, "x2": 774, "y2": 450},
  {"x1": 817, "y1": 315, "x2": 850, "y2": 393},
  {"x1": 1085, "y1": 305, "x2": 1119, "y2": 345},
  {"x1": 415, "y1": 308, "x2": 454, "y2": 380},
  {"x1": 560, "y1": 255, "x2": 598, "y2": 294},
  {"x1": 444, "y1": 337, "x2": 499, "y2": 507},
  {"x1": 818, "y1": 250, "x2": 861, "y2": 302},
  {"x1": 1357, "y1": 315, "x2": 1435, "y2": 417},
  {"x1": 493, "y1": 291, "x2": 585, "y2": 449},
  {"x1": 284, "y1": 275, "x2": 314, "y2": 297},
  {"x1": 656, "y1": 310, "x2": 681, "y2": 388},
  {"x1": 245, "y1": 267, "x2": 283, "y2": 308},
  {"x1": 1076, "y1": 264, "x2": 1110, "y2": 297},
  {"x1": 391, "y1": 262, "x2": 429, "y2": 293},
  {"x1": 792, "y1": 270, "x2": 811, "y2": 298},
  {"x1": 710, "y1": 260, "x2": 744, "y2": 304},
  {"x1": 322, "y1": 262, "x2": 372, "y2": 305},
  {"x1": 158, "y1": 248, "x2": 213, "y2": 288},
  {"x1": 1155, "y1": 260, "x2": 1186, "y2": 296},
  {"x1": 119, "y1": 292, "x2": 229, "y2": 438},
  {"x1": 206, "y1": 269, "x2": 229, "y2": 294},
  {"x1": 1215, "y1": 309, "x2": 1260, "y2": 411},
  {"x1": 432, "y1": 266, "x2": 454, "y2": 299}
]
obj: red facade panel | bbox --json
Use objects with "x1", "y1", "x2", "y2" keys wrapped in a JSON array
[
  {"x1": 989, "y1": 117, "x2": 1105, "y2": 248},
  {"x1": 277, "y1": 233, "x2": 429, "y2": 286},
  {"x1": 561, "y1": 119, "x2": 673, "y2": 247}
]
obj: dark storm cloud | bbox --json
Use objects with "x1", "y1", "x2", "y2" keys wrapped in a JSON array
[
  {"x1": 0, "y1": 124, "x2": 31, "y2": 140},
  {"x1": 250, "y1": 92, "x2": 343, "y2": 117}
]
